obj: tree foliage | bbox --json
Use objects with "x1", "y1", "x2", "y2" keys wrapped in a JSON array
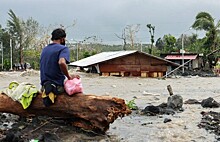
[
  {"x1": 6, "y1": 9, "x2": 40, "y2": 68},
  {"x1": 192, "y1": 11, "x2": 220, "y2": 52},
  {"x1": 1, "y1": 10, "x2": 220, "y2": 71},
  {"x1": 160, "y1": 34, "x2": 177, "y2": 53}
]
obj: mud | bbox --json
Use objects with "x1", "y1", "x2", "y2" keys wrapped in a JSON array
[{"x1": 1, "y1": 70, "x2": 220, "y2": 142}]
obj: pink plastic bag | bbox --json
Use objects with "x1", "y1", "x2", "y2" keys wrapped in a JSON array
[{"x1": 64, "y1": 78, "x2": 83, "y2": 95}]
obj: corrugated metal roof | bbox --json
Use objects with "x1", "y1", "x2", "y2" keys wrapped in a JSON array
[
  {"x1": 165, "y1": 55, "x2": 197, "y2": 60},
  {"x1": 69, "y1": 50, "x2": 179, "y2": 67},
  {"x1": 69, "y1": 50, "x2": 137, "y2": 67}
]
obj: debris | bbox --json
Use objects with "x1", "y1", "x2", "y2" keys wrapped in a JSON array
[
  {"x1": 166, "y1": 85, "x2": 183, "y2": 110},
  {"x1": 141, "y1": 105, "x2": 160, "y2": 116},
  {"x1": 0, "y1": 93, "x2": 131, "y2": 134},
  {"x1": 167, "y1": 95, "x2": 183, "y2": 110},
  {"x1": 141, "y1": 85, "x2": 184, "y2": 116},
  {"x1": 141, "y1": 105, "x2": 176, "y2": 116},
  {"x1": 164, "y1": 118, "x2": 172, "y2": 123},
  {"x1": 198, "y1": 111, "x2": 220, "y2": 136},
  {"x1": 184, "y1": 99, "x2": 201, "y2": 104},
  {"x1": 111, "y1": 85, "x2": 117, "y2": 88},
  {"x1": 201, "y1": 97, "x2": 220, "y2": 108},
  {"x1": 142, "y1": 91, "x2": 154, "y2": 96},
  {"x1": 167, "y1": 85, "x2": 174, "y2": 96}
]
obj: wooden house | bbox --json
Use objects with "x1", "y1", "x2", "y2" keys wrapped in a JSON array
[{"x1": 69, "y1": 50, "x2": 179, "y2": 78}]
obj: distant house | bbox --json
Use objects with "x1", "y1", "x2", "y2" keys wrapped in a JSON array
[
  {"x1": 160, "y1": 53, "x2": 203, "y2": 70},
  {"x1": 69, "y1": 50, "x2": 179, "y2": 78}
]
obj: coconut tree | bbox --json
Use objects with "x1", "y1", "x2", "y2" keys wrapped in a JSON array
[
  {"x1": 192, "y1": 12, "x2": 220, "y2": 52},
  {"x1": 7, "y1": 9, "x2": 23, "y2": 64},
  {"x1": 7, "y1": 9, "x2": 40, "y2": 67}
]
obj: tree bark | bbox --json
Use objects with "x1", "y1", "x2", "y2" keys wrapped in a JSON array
[{"x1": 0, "y1": 92, "x2": 131, "y2": 133}]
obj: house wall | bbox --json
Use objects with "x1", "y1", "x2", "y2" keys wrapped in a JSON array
[
  {"x1": 99, "y1": 52, "x2": 168, "y2": 77},
  {"x1": 192, "y1": 59, "x2": 199, "y2": 69}
]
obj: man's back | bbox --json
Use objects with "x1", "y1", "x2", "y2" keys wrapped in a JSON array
[{"x1": 40, "y1": 43, "x2": 70, "y2": 86}]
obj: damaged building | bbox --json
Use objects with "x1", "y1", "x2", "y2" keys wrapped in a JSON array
[
  {"x1": 160, "y1": 53, "x2": 204, "y2": 70},
  {"x1": 69, "y1": 50, "x2": 179, "y2": 78}
]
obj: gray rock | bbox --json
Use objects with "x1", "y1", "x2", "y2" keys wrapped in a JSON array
[
  {"x1": 201, "y1": 97, "x2": 220, "y2": 108},
  {"x1": 167, "y1": 95, "x2": 183, "y2": 110},
  {"x1": 164, "y1": 118, "x2": 172, "y2": 123}
]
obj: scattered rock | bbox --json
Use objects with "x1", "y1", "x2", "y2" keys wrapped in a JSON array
[
  {"x1": 201, "y1": 97, "x2": 220, "y2": 108},
  {"x1": 164, "y1": 118, "x2": 172, "y2": 123},
  {"x1": 184, "y1": 99, "x2": 201, "y2": 104},
  {"x1": 167, "y1": 95, "x2": 183, "y2": 110},
  {"x1": 198, "y1": 111, "x2": 220, "y2": 136},
  {"x1": 160, "y1": 108, "x2": 176, "y2": 115},
  {"x1": 141, "y1": 122, "x2": 153, "y2": 126},
  {"x1": 142, "y1": 94, "x2": 182, "y2": 116},
  {"x1": 157, "y1": 102, "x2": 167, "y2": 108},
  {"x1": 141, "y1": 105, "x2": 160, "y2": 116},
  {"x1": 112, "y1": 127, "x2": 116, "y2": 129}
]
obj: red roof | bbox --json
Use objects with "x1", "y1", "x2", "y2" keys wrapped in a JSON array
[{"x1": 165, "y1": 55, "x2": 197, "y2": 60}]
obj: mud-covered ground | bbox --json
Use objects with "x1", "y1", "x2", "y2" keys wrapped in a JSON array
[{"x1": 0, "y1": 70, "x2": 220, "y2": 142}]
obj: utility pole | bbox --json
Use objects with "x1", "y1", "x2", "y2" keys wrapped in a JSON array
[
  {"x1": 10, "y1": 38, "x2": 13, "y2": 71},
  {"x1": 181, "y1": 34, "x2": 185, "y2": 74},
  {"x1": 141, "y1": 42, "x2": 142, "y2": 52},
  {"x1": 181, "y1": 27, "x2": 192, "y2": 74},
  {"x1": 77, "y1": 42, "x2": 79, "y2": 61},
  {"x1": 1, "y1": 42, "x2": 3, "y2": 70}
]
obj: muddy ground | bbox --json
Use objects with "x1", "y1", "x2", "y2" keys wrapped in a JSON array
[{"x1": 0, "y1": 70, "x2": 220, "y2": 142}]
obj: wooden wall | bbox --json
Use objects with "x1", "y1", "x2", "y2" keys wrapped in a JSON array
[{"x1": 99, "y1": 52, "x2": 168, "y2": 77}]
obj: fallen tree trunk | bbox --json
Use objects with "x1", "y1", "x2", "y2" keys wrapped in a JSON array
[{"x1": 0, "y1": 92, "x2": 131, "y2": 133}]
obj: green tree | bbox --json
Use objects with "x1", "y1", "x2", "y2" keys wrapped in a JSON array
[
  {"x1": 7, "y1": 9, "x2": 22, "y2": 64},
  {"x1": 192, "y1": 12, "x2": 220, "y2": 52},
  {"x1": 7, "y1": 9, "x2": 39, "y2": 66},
  {"x1": 0, "y1": 27, "x2": 12, "y2": 70},
  {"x1": 155, "y1": 37, "x2": 164, "y2": 51},
  {"x1": 163, "y1": 34, "x2": 176, "y2": 53}
]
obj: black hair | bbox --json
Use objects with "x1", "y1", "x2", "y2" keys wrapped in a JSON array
[{"x1": 51, "y1": 28, "x2": 66, "y2": 40}]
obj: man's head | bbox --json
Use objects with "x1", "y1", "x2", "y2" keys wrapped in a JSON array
[{"x1": 51, "y1": 28, "x2": 66, "y2": 45}]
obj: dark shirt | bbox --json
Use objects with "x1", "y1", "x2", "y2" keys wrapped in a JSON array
[{"x1": 40, "y1": 43, "x2": 70, "y2": 86}]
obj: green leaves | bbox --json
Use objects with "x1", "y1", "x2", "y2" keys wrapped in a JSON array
[
  {"x1": 192, "y1": 11, "x2": 220, "y2": 51},
  {"x1": 126, "y1": 99, "x2": 137, "y2": 110}
]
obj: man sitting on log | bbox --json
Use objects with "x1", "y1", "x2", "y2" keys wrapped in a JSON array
[{"x1": 40, "y1": 28, "x2": 79, "y2": 106}]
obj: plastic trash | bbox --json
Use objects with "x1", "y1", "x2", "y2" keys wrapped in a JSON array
[{"x1": 64, "y1": 78, "x2": 83, "y2": 95}]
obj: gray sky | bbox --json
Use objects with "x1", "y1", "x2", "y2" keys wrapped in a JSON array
[{"x1": 1, "y1": 0, "x2": 220, "y2": 44}]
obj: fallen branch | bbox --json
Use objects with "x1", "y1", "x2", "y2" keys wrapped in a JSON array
[{"x1": 0, "y1": 93, "x2": 131, "y2": 133}]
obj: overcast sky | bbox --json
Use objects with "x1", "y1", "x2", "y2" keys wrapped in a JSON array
[{"x1": 1, "y1": 0, "x2": 220, "y2": 44}]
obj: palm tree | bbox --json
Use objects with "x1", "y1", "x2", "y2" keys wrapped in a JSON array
[
  {"x1": 192, "y1": 12, "x2": 220, "y2": 52},
  {"x1": 7, "y1": 9, "x2": 23, "y2": 64},
  {"x1": 7, "y1": 9, "x2": 39, "y2": 66}
]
